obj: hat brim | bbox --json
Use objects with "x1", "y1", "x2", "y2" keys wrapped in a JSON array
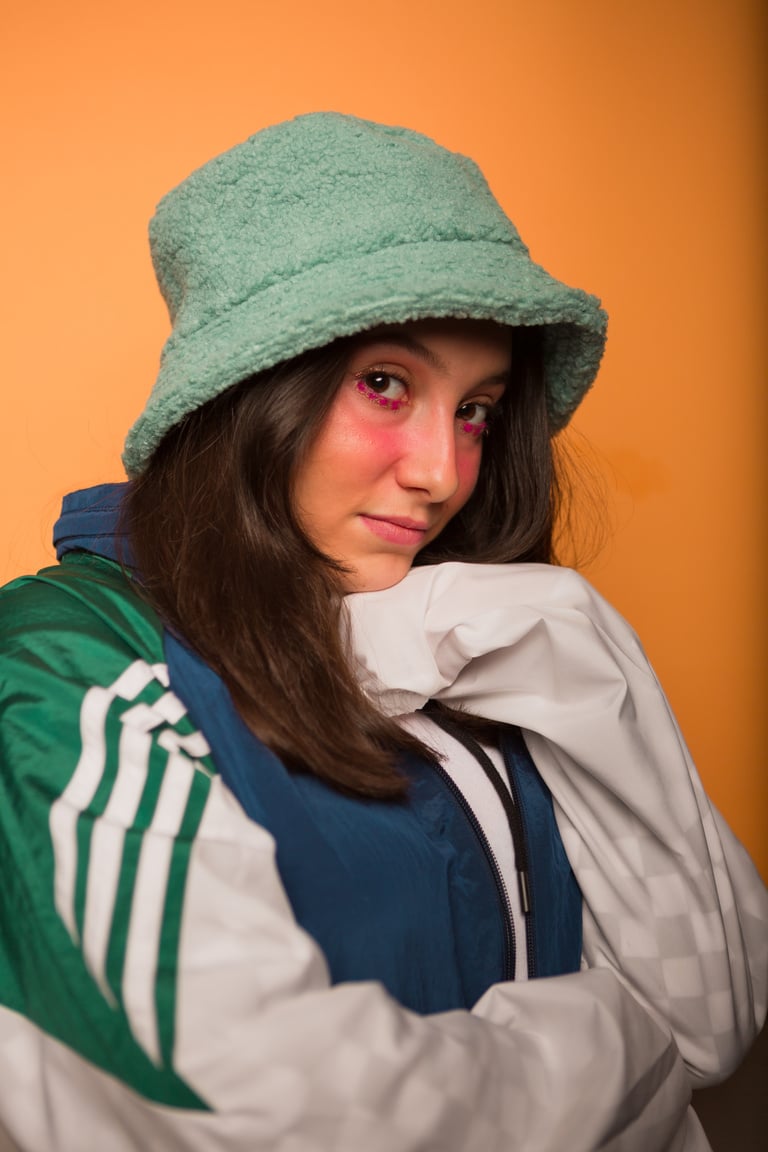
[{"x1": 123, "y1": 238, "x2": 607, "y2": 475}]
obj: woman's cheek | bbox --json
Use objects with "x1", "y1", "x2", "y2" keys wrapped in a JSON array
[
  {"x1": 330, "y1": 394, "x2": 403, "y2": 456},
  {"x1": 360, "y1": 423, "x2": 407, "y2": 458},
  {"x1": 332, "y1": 409, "x2": 405, "y2": 464},
  {"x1": 456, "y1": 442, "x2": 484, "y2": 500}
]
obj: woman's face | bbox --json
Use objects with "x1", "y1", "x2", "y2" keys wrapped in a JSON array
[{"x1": 294, "y1": 319, "x2": 512, "y2": 593}]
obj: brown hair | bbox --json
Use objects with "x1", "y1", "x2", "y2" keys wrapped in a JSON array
[{"x1": 125, "y1": 327, "x2": 562, "y2": 797}]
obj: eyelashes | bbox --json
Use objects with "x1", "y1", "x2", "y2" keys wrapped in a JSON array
[{"x1": 354, "y1": 372, "x2": 492, "y2": 435}]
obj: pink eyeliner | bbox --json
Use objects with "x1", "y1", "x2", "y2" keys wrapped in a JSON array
[{"x1": 356, "y1": 380, "x2": 403, "y2": 411}]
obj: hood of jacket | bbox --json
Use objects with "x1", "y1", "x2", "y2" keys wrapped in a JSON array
[{"x1": 54, "y1": 482, "x2": 133, "y2": 567}]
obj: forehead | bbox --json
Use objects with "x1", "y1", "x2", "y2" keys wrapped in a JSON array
[{"x1": 349, "y1": 318, "x2": 514, "y2": 369}]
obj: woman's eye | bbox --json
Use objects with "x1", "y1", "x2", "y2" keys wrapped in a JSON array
[
  {"x1": 355, "y1": 372, "x2": 408, "y2": 410},
  {"x1": 456, "y1": 401, "x2": 490, "y2": 436}
]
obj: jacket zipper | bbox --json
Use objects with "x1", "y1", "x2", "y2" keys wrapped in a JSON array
[
  {"x1": 428, "y1": 758, "x2": 516, "y2": 983},
  {"x1": 424, "y1": 704, "x2": 537, "y2": 980},
  {"x1": 500, "y1": 736, "x2": 536, "y2": 980}
]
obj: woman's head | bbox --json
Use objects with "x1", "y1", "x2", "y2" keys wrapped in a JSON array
[
  {"x1": 123, "y1": 112, "x2": 607, "y2": 478},
  {"x1": 129, "y1": 316, "x2": 553, "y2": 594}
]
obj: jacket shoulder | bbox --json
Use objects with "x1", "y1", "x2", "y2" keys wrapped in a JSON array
[{"x1": 0, "y1": 552, "x2": 165, "y2": 664}]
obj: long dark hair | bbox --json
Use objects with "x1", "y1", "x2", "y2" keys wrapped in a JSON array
[{"x1": 125, "y1": 326, "x2": 562, "y2": 797}]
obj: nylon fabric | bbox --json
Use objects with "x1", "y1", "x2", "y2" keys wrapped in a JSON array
[
  {"x1": 164, "y1": 626, "x2": 581, "y2": 1011},
  {"x1": 1, "y1": 489, "x2": 764, "y2": 1148},
  {"x1": 346, "y1": 560, "x2": 768, "y2": 1084},
  {"x1": 0, "y1": 561, "x2": 208, "y2": 1108}
]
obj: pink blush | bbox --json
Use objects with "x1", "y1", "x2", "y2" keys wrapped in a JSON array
[
  {"x1": 456, "y1": 446, "x2": 482, "y2": 493},
  {"x1": 361, "y1": 422, "x2": 404, "y2": 457}
]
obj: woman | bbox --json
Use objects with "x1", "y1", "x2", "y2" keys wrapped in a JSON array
[{"x1": 0, "y1": 113, "x2": 764, "y2": 1152}]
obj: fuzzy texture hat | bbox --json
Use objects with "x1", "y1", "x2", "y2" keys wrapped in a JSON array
[{"x1": 123, "y1": 112, "x2": 607, "y2": 476}]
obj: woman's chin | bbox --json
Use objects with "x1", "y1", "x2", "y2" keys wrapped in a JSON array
[{"x1": 340, "y1": 555, "x2": 416, "y2": 595}]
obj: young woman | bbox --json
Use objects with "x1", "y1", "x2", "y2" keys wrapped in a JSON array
[{"x1": 0, "y1": 112, "x2": 764, "y2": 1152}]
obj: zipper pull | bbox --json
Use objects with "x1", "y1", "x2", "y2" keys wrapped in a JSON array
[{"x1": 518, "y1": 870, "x2": 531, "y2": 915}]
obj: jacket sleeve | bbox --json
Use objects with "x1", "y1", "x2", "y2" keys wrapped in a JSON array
[
  {"x1": 0, "y1": 569, "x2": 711, "y2": 1152},
  {"x1": 347, "y1": 561, "x2": 768, "y2": 1088}
]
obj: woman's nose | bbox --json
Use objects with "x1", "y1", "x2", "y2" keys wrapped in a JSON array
[{"x1": 396, "y1": 412, "x2": 460, "y2": 502}]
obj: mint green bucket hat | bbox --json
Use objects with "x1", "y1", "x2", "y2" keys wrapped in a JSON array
[{"x1": 123, "y1": 112, "x2": 607, "y2": 476}]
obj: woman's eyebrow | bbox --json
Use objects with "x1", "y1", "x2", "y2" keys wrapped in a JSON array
[
  {"x1": 357, "y1": 330, "x2": 512, "y2": 387},
  {"x1": 360, "y1": 330, "x2": 447, "y2": 372}
]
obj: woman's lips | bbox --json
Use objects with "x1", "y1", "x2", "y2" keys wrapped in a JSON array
[{"x1": 359, "y1": 514, "x2": 429, "y2": 547}]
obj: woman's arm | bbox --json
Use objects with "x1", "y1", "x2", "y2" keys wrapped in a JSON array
[
  {"x1": 0, "y1": 564, "x2": 708, "y2": 1151},
  {"x1": 347, "y1": 561, "x2": 768, "y2": 1085}
]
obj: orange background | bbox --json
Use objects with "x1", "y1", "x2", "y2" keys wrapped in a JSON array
[{"x1": 2, "y1": 1, "x2": 765, "y2": 878}]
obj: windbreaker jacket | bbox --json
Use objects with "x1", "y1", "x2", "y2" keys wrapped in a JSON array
[{"x1": 0, "y1": 486, "x2": 765, "y2": 1152}]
